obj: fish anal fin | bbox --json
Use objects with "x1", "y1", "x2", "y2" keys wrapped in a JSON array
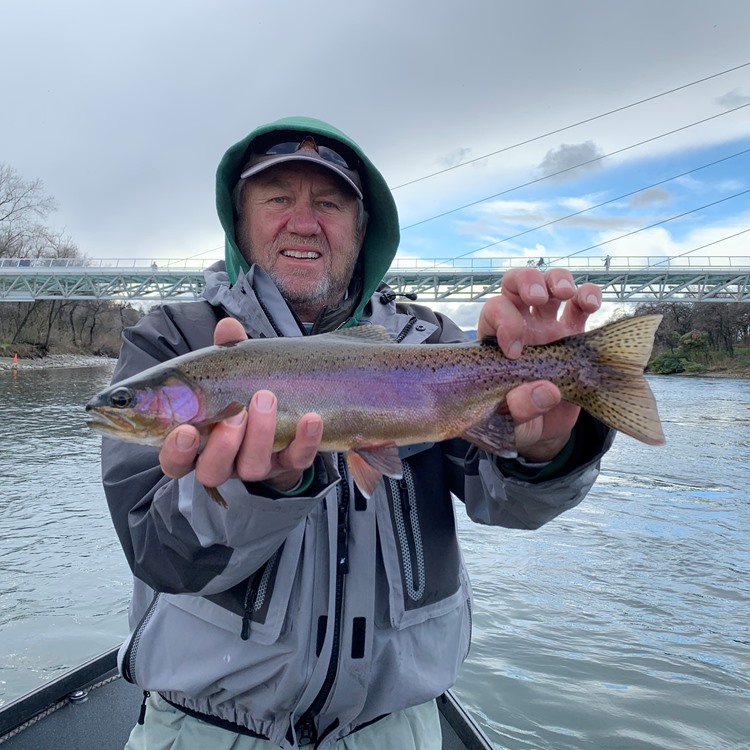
[
  {"x1": 346, "y1": 443, "x2": 403, "y2": 498},
  {"x1": 461, "y1": 405, "x2": 517, "y2": 458}
]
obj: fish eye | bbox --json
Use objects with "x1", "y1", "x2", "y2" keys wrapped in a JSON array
[{"x1": 109, "y1": 387, "x2": 134, "y2": 409}]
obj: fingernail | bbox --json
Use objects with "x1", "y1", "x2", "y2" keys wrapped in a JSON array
[
  {"x1": 225, "y1": 410, "x2": 246, "y2": 426},
  {"x1": 531, "y1": 385, "x2": 556, "y2": 410},
  {"x1": 176, "y1": 430, "x2": 197, "y2": 450},
  {"x1": 586, "y1": 294, "x2": 599, "y2": 307},
  {"x1": 507, "y1": 340, "x2": 523, "y2": 358},
  {"x1": 557, "y1": 279, "x2": 574, "y2": 292},
  {"x1": 306, "y1": 418, "x2": 322, "y2": 438},
  {"x1": 255, "y1": 392, "x2": 275, "y2": 412},
  {"x1": 529, "y1": 283, "x2": 546, "y2": 298}
]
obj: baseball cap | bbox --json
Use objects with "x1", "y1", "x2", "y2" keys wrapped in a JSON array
[{"x1": 240, "y1": 132, "x2": 363, "y2": 199}]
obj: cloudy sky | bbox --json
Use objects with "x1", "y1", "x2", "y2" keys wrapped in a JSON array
[{"x1": 3, "y1": 0, "x2": 749, "y2": 295}]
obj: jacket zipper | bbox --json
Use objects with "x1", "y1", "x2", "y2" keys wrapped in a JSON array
[
  {"x1": 394, "y1": 315, "x2": 417, "y2": 343},
  {"x1": 240, "y1": 547, "x2": 280, "y2": 640},
  {"x1": 295, "y1": 453, "x2": 351, "y2": 745},
  {"x1": 122, "y1": 591, "x2": 161, "y2": 683},
  {"x1": 388, "y1": 462, "x2": 425, "y2": 601}
]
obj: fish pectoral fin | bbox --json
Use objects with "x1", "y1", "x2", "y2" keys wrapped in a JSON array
[
  {"x1": 346, "y1": 443, "x2": 403, "y2": 499},
  {"x1": 204, "y1": 485, "x2": 228, "y2": 508},
  {"x1": 461, "y1": 405, "x2": 517, "y2": 457},
  {"x1": 197, "y1": 401, "x2": 246, "y2": 449},
  {"x1": 213, "y1": 401, "x2": 246, "y2": 422}
]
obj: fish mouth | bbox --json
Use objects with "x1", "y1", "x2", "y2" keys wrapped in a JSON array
[{"x1": 85, "y1": 407, "x2": 163, "y2": 445}]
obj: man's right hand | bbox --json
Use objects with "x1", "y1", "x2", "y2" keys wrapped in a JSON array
[{"x1": 158, "y1": 317, "x2": 323, "y2": 493}]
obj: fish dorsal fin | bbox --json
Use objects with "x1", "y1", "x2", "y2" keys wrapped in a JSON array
[
  {"x1": 315, "y1": 325, "x2": 395, "y2": 345},
  {"x1": 345, "y1": 443, "x2": 403, "y2": 498},
  {"x1": 460, "y1": 404, "x2": 518, "y2": 458}
]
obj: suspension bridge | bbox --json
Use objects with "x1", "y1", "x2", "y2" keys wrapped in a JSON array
[{"x1": 1, "y1": 256, "x2": 748, "y2": 303}]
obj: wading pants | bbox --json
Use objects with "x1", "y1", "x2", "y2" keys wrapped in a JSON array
[{"x1": 124, "y1": 691, "x2": 442, "y2": 749}]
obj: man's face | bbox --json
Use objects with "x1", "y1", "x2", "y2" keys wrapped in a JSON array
[{"x1": 235, "y1": 162, "x2": 365, "y2": 322}]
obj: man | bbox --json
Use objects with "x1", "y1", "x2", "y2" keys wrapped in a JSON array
[{"x1": 103, "y1": 116, "x2": 611, "y2": 749}]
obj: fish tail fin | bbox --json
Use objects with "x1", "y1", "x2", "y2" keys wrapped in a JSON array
[{"x1": 566, "y1": 314, "x2": 666, "y2": 446}]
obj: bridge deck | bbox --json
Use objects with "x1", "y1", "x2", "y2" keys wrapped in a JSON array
[{"x1": 1, "y1": 257, "x2": 748, "y2": 303}]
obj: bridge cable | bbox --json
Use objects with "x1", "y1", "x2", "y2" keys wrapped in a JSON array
[
  {"x1": 443, "y1": 147, "x2": 750, "y2": 259},
  {"x1": 390, "y1": 61, "x2": 750, "y2": 190},
  {"x1": 400, "y1": 102, "x2": 750, "y2": 232},
  {"x1": 557, "y1": 188, "x2": 750, "y2": 261}
]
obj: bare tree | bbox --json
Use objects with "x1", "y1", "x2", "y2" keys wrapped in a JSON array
[
  {"x1": 0, "y1": 164, "x2": 56, "y2": 225},
  {"x1": 0, "y1": 163, "x2": 81, "y2": 260}
]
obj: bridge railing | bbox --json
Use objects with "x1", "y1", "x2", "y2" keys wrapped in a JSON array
[
  {"x1": 387, "y1": 256, "x2": 750, "y2": 272},
  {"x1": 1, "y1": 255, "x2": 749, "y2": 272},
  {"x1": 0, "y1": 257, "x2": 217, "y2": 271}
]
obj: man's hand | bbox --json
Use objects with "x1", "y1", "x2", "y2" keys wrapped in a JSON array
[
  {"x1": 477, "y1": 267, "x2": 602, "y2": 463},
  {"x1": 158, "y1": 318, "x2": 323, "y2": 493}
]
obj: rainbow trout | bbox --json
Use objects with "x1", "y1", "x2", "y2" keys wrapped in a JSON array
[{"x1": 86, "y1": 314, "x2": 665, "y2": 501}]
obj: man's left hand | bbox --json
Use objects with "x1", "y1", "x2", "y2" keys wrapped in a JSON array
[{"x1": 477, "y1": 267, "x2": 602, "y2": 463}]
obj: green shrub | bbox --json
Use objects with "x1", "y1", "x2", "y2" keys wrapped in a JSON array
[{"x1": 648, "y1": 353, "x2": 686, "y2": 374}]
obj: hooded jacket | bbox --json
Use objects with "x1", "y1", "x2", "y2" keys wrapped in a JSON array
[
  {"x1": 216, "y1": 115, "x2": 400, "y2": 331},
  {"x1": 103, "y1": 117, "x2": 613, "y2": 749}
]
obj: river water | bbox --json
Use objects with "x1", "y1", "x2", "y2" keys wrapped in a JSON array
[{"x1": 0, "y1": 363, "x2": 748, "y2": 749}]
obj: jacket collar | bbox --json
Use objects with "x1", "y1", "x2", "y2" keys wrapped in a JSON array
[{"x1": 202, "y1": 261, "x2": 437, "y2": 344}]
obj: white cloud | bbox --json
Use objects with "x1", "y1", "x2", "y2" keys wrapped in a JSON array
[
  {"x1": 628, "y1": 187, "x2": 672, "y2": 207},
  {"x1": 538, "y1": 142, "x2": 606, "y2": 183},
  {"x1": 716, "y1": 88, "x2": 750, "y2": 108}
]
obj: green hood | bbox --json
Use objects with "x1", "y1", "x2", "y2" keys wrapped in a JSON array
[{"x1": 216, "y1": 116, "x2": 400, "y2": 327}]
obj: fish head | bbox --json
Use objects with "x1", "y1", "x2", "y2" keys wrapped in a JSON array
[{"x1": 85, "y1": 369, "x2": 205, "y2": 446}]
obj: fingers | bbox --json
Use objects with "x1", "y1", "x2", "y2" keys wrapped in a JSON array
[
  {"x1": 194, "y1": 409, "x2": 248, "y2": 488},
  {"x1": 214, "y1": 317, "x2": 248, "y2": 346},
  {"x1": 160, "y1": 424, "x2": 202, "y2": 479},
  {"x1": 505, "y1": 381, "x2": 581, "y2": 462},
  {"x1": 477, "y1": 295, "x2": 526, "y2": 358},
  {"x1": 234, "y1": 391, "x2": 277, "y2": 481},
  {"x1": 559, "y1": 281, "x2": 602, "y2": 332},
  {"x1": 477, "y1": 268, "x2": 603, "y2": 356},
  {"x1": 234, "y1": 391, "x2": 323, "y2": 490},
  {"x1": 505, "y1": 381, "x2": 562, "y2": 423}
]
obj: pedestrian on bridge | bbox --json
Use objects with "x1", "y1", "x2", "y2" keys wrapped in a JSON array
[{"x1": 102, "y1": 116, "x2": 610, "y2": 750}]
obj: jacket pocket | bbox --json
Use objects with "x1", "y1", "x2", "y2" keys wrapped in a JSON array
[
  {"x1": 376, "y1": 456, "x2": 467, "y2": 629},
  {"x1": 170, "y1": 521, "x2": 306, "y2": 645}
]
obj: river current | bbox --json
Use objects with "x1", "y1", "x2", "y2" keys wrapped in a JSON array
[{"x1": 1, "y1": 362, "x2": 748, "y2": 749}]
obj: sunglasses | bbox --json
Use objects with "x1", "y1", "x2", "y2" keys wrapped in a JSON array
[{"x1": 250, "y1": 131, "x2": 361, "y2": 173}]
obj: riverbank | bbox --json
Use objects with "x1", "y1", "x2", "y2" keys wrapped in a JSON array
[{"x1": 0, "y1": 354, "x2": 117, "y2": 370}]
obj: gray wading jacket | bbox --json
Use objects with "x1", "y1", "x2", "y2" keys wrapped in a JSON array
[{"x1": 102, "y1": 262, "x2": 613, "y2": 749}]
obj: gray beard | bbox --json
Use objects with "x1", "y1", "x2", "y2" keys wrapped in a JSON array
[{"x1": 270, "y1": 270, "x2": 336, "y2": 312}]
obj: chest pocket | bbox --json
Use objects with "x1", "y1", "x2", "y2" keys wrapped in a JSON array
[
  {"x1": 376, "y1": 452, "x2": 465, "y2": 628},
  {"x1": 178, "y1": 522, "x2": 306, "y2": 645}
]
